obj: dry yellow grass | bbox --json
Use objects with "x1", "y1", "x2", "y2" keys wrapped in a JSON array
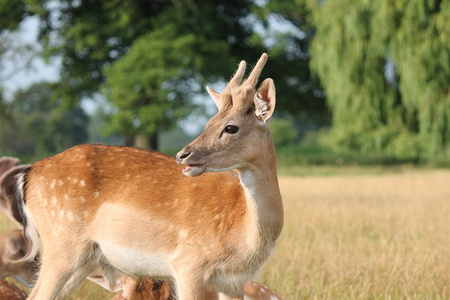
[
  {"x1": 258, "y1": 170, "x2": 450, "y2": 299},
  {"x1": 2, "y1": 169, "x2": 449, "y2": 299}
]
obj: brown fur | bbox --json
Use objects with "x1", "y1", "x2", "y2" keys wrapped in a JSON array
[
  {"x1": 112, "y1": 277, "x2": 172, "y2": 300},
  {"x1": 0, "y1": 229, "x2": 38, "y2": 287},
  {"x1": 0, "y1": 157, "x2": 20, "y2": 176},
  {"x1": 112, "y1": 278, "x2": 282, "y2": 300},
  {"x1": 0, "y1": 279, "x2": 27, "y2": 300}
]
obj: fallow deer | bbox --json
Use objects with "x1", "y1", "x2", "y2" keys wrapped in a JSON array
[
  {"x1": 0, "y1": 279, "x2": 27, "y2": 300},
  {"x1": 0, "y1": 229, "x2": 38, "y2": 287},
  {"x1": 17, "y1": 53, "x2": 283, "y2": 300},
  {"x1": 110, "y1": 276, "x2": 172, "y2": 300},
  {"x1": 0, "y1": 157, "x2": 20, "y2": 176},
  {"x1": 110, "y1": 277, "x2": 282, "y2": 300}
]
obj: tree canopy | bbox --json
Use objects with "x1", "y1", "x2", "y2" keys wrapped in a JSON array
[
  {"x1": 0, "y1": 83, "x2": 89, "y2": 158},
  {"x1": 310, "y1": 0, "x2": 449, "y2": 160},
  {"x1": 100, "y1": 0, "x2": 258, "y2": 148},
  {"x1": 0, "y1": 0, "x2": 326, "y2": 150}
]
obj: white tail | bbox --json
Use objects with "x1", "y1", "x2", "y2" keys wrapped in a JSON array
[
  {"x1": 18, "y1": 53, "x2": 283, "y2": 300},
  {"x1": 0, "y1": 162, "x2": 31, "y2": 227}
]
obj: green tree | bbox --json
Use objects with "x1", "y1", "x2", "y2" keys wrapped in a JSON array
[
  {"x1": 389, "y1": 0, "x2": 450, "y2": 159},
  {"x1": 269, "y1": 118, "x2": 298, "y2": 147},
  {"x1": 0, "y1": 0, "x2": 30, "y2": 31},
  {"x1": 1, "y1": 1, "x2": 333, "y2": 151},
  {"x1": 0, "y1": 90, "x2": 11, "y2": 121},
  {"x1": 101, "y1": 1, "x2": 257, "y2": 149},
  {"x1": 253, "y1": 0, "x2": 328, "y2": 121},
  {"x1": 310, "y1": 0, "x2": 449, "y2": 160},
  {"x1": 12, "y1": 0, "x2": 261, "y2": 149},
  {"x1": 0, "y1": 83, "x2": 89, "y2": 158}
]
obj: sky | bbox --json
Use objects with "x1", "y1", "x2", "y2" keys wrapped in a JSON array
[{"x1": 1, "y1": 16, "x2": 61, "y2": 100}]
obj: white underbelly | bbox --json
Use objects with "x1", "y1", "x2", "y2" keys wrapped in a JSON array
[{"x1": 97, "y1": 240, "x2": 174, "y2": 279}]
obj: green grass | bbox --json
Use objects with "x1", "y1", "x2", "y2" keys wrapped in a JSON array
[
  {"x1": 276, "y1": 143, "x2": 418, "y2": 167},
  {"x1": 274, "y1": 141, "x2": 450, "y2": 177}
]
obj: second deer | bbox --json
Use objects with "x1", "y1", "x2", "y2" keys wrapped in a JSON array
[
  {"x1": 110, "y1": 277, "x2": 282, "y2": 300},
  {"x1": 0, "y1": 229, "x2": 37, "y2": 288}
]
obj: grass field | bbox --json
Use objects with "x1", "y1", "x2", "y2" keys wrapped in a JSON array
[{"x1": 2, "y1": 168, "x2": 449, "y2": 299}]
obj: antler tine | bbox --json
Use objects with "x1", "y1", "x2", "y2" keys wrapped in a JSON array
[
  {"x1": 243, "y1": 53, "x2": 268, "y2": 89},
  {"x1": 228, "y1": 60, "x2": 247, "y2": 89}
]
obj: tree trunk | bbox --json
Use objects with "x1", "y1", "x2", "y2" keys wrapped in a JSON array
[
  {"x1": 124, "y1": 135, "x2": 134, "y2": 147},
  {"x1": 134, "y1": 132, "x2": 159, "y2": 151}
]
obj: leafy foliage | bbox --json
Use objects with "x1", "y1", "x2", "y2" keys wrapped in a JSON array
[
  {"x1": 101, "y1": 1, "x2": 255, "y2": 146},
  {"x1": 254, "y1": 0, "x2": 327, "y2": 120},
  {"x1": 0, "y1": 83, "x2": 89, "y2": 159},
  {"x1": 1, "y1": 0, "x2": 448, "y2": 162},
  {"x1": 270, "y1": 118, "x2": 298, "y2": 147},
  {"x1": 389, "y1": 0, "x2": 450, "y2": 158},
  {"x1": 310, "y1": 0, "x2": 449, "y2": 160},
  {"x1": 17, "y1": 0, "x2": 268, "y2": 149},
  {"x1": 0, "y1": 0, "x2": 328, "y2": 151},
  {"x1": 0, "y1": 0, "x2": 30, "y2": 31}
]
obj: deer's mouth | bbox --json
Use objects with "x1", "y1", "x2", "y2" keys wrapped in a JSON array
[{"x1": 182, "y1": 163, "x2": 206, "y2": 177}]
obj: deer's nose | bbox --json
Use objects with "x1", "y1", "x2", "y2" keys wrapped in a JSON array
[{"x1": 176, "y1": 151, "x2": 191, "y2": 164}]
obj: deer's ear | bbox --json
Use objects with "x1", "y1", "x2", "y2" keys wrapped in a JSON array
[
  {"x1": 5, "y1": 236, "x2": 22, "y2": 257},
  {"x1": 254, "y1": 78, "x2": 276, "y2": 123},
  {"x1": 0, "y1": 157, "x2": 20, "y2": 176},
  {"x1": 206, "y1": 86, "x2": 221, "y2": 109}
]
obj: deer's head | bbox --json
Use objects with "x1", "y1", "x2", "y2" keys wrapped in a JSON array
[
  {"x1": 0, "y1": 229, "x2": 39, "y2": 287},
  {"x1": 176, "y1": 53, "x2": 276, "y2": 177}
]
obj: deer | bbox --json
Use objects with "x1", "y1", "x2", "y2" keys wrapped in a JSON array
[
  {"x1": 0, "y1": 229, "x2": 38, "y2": 288},
  {"x1": 0, "y1": 157, "x2": 20, "y2": 176},
  {"x1": 17, "y1": 53, "x2": 283, "y2": 300},
  {"x1": 110, "y1": 277, "x2": 282, "y2": 300},
  {"x1": 91, "y1": 268, "x2": 282, "y2": 300},
  {"x1": 0, "y1": 279, "x2": 27, "y2": 300},
  {"x1": 110, "y1": 276, "x2": 172, "y2": 300}
]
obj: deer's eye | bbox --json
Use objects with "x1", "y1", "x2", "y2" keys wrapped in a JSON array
[{"x1": 224, "y1": 125, "x2": 239, "y2": 134}]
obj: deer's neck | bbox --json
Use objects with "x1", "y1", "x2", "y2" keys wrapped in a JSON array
[{"x1": 237, "y1": 138, "x2": 283, "y2": 251}]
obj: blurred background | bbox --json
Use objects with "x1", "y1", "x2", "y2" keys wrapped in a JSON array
[{"x1": 0, "y1": 0, "x2": 449, "y2": 168}]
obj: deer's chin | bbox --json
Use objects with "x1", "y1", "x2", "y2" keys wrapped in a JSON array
[{"x1": 182, "y1": 164, "x2": 206, "y2": 177}]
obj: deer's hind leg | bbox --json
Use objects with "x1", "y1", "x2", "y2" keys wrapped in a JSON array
[
  {"x1": 57, "y1": 263, "x2": 98, "y2": 299},
  {"x1": 28, "y1": 241, "x2": 97, "y2": 300}
]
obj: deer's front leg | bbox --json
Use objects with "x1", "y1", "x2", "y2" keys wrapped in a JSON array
[
  {"x1": 218, "y1": 293, "x2": 244, "y2": 300},
  {"x1": 174, "y1": 269, "x2": 206, "y2": 300}
]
